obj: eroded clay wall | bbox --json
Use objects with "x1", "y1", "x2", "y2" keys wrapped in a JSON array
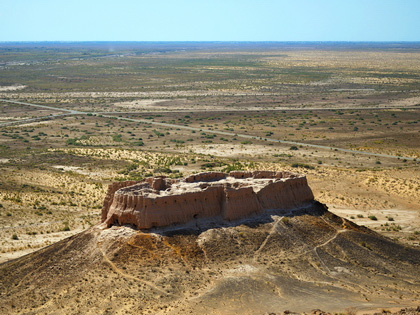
[
  {"x1": 105, "y1": 185, "x2": 226, "y2": 229},
  {"x1": 101, "y1": 180, "x2": 138, "y2": 222},
  {"x1": 102, "y1": 172, "x2": 315, "y2": 229},
  {"x1": 185, "y1": 172, "x2": 226, "y2": 183},
  {"x1": 222, "y1": 186, "x2": 263, "y2": 221},
  {"x1": 256, "y1": 176, "x2": 314, "y2": 210}
]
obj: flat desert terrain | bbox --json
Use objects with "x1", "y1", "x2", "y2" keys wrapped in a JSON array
[{"x1": 0, "y1": 42, "x2": 419, "y2": 313}]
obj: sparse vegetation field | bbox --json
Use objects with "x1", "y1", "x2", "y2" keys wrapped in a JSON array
[{"x1": 1, "y1": 42, "x2": 419, "y2": 262}]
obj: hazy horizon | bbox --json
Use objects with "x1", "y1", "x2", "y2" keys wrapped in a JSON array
[
  {"x1": 2, "y1": 40, "x2": 420, "y2": 43},
  {"x1": 1, "y1": 0, "x2": 419, "y2": 42}
]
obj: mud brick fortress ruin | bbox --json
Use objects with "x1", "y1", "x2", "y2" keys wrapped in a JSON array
[{"x1": 101, "y1": 171, "x2": 314, "y2": 229}]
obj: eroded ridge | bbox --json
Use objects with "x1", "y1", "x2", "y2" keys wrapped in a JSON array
[{"x1": 102, "y1": 171, "x2": 314, "y2": 229}]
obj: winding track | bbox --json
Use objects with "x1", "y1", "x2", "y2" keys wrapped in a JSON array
[{"x1": 1, "y1": 98, "x2": 417, "y2": 161}]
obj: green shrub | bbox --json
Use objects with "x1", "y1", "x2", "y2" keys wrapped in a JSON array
[
  {"x1": 291, "y1": 163, "x2": 314, "y2": 170},
  {"x1": 112, "y1": 134, "x2": 123, "y2": 142}
]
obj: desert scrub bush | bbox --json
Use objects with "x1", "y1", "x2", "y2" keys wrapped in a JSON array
[
  {"x1": 154, "y1": 167, "x2": 172, "y2": 174},
  {"x1": 387, "y1": 217, "x2": 394, "y2": 221},
  {"x1": 368, "y1": 215, "x2": 378, "y2": 221},
  {"x1": 118, "y1": 162, "x2": 139, "y2": 175},
  {"x1": 357, "y1": 214, "x2": 364, "y2": 218},
  {"x1": 222, "y1": 161, "x2": 245, "y2": 172},
  {"x1": 170, "y1": 139, "x2": 185, "y2": 144},
  {"x1": 289, "y1": 145, "x2": 298, "y2": 150},
  {"x1": 11, "y1": 234, "x2": 18, "y2": 240},
  {"x1": 112, "y1": 134, "x2": 123, "y2": 142},
  {"x1": 391, "y1": 224, "x2": 402, "y2": 232},
  {"x1": 152, "y1": 130, "x2": 164, "y2": 137},
  {"x1": 62, "y1": 223, "x2": 70, "y2": 231},
  {"x1": 291, "y1": 163, "x2": 314, "y2": 170}
]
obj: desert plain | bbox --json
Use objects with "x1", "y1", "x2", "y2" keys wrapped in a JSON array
[{"x1": 0, "y1": 42, "x2": 419, "y2": 313}]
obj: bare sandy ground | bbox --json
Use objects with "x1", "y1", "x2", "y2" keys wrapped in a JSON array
[
  {"x1": 0, "y1": 228, "x2": 84, "y2": 264},
  {"x1": 0, "y1": 90, "x2": 278, "y2": 99},
  {"x1": 388, "y1": 96, "x2": 420, "y2": 106},
  {"x1": 0, "y1": 85, "x2": 26, "y2": 91},
  {"x1": 52, "y1": 165, "x2": 110, "y2": 178},
  {"x1": 113, "y1": 99, "x2": 173, "y2": 109}
]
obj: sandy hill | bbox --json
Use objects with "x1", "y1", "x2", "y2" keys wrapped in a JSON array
[{"x1": 1, "y1": 172, "x2": 419, "y2": 314}]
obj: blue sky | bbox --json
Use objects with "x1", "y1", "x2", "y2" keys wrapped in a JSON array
[{"x1": 1, "y1": 0, "x2": 419, "y2": 41}]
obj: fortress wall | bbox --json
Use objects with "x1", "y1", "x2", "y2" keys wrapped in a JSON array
[
  {"x1": 252, "y1": 171, "x2": 279, "y2": 179},
  {"x1": 252, "y1": 170, "x2": 297, "y2": 179},
  {"x1": 222, "y1": 186, "x2": 263, "y2": 221},
  {"x1": 105, "y1": 185, "x2": 226, "y2": 229},
  {"x1": 185, "y1": 172, "x2": 226, "y2": 183},
  {"x1": 140, "y1": 186, "x2": 225, "y2": 229},
  {"x1": 229, "y1": 171, "x2": 296, "y2": 180},
  {"x1": 229, "y1": 171, "x2": 253, "y2": 179},
  {"x1": 256, "y1": 176, "x2": 314, "y2": 210},
  {"x1": 101, "y1": 180, "x2": 138, "y2": 222},
  {"x1": 102, "y1": 172, "x2": 315, "y2": 230},
  {"x1": 145, "y1": 176, "x2": 171, "y2": 190},
  {"x1": 105, "y1": 194, "x2": 145, "y2": 227}
]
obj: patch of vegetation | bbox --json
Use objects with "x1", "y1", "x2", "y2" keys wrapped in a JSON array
[
  {"x1": 112, "y1": 134, "x2": 123, "y2": 142},
  {"x1": 222, "y1": 161, "x2": 246, "y2": 172},
  {"x1": 291, "y1": 163, "x2": 314, "y2": 169}
]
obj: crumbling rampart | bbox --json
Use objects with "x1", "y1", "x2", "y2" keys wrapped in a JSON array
[{"x1": 102, "y1": 171, "x2": 314, "y2": 229}]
